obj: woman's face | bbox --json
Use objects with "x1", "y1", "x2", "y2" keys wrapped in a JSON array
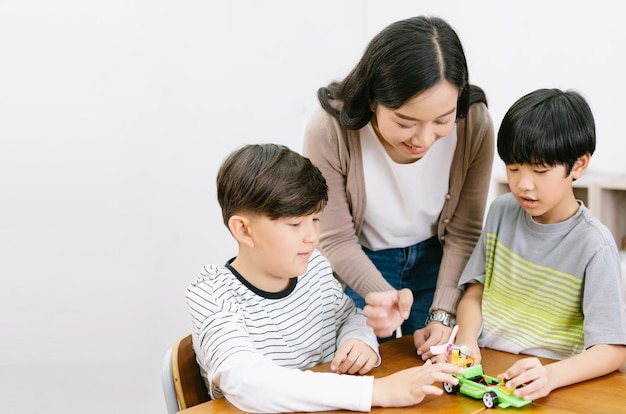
[{"x1": 371, "y1": 80, "x2": 459, "y2": 164}]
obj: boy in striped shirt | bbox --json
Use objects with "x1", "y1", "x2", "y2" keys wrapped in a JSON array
[
  {"x1": 186, "y1": 143, "x2": 464, "y2": 413},
  {"x1": 454, "y1": 89, "x2": 626, "y2": 402}
]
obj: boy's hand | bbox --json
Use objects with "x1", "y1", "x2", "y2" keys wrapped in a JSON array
[
  {"x1": 372, "y1": 360, "x2": 465, "y2": 407},
  {"x1": 414, "y1": 323, "x2": 452, "y2": 360},
  {"x1": 498, "y1": 357, "x2": 552, "y2": 400},
  {"x1": 457, "y1": 340, "x2": 482, "y2": 365},
  {"x1": 331, "y1": 338, "x2": 378, "y2": 375},
  {"x1": 363, "y1": 289, "x2": 413, "y2": 338}
]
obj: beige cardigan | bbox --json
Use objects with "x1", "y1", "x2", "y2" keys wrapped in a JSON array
[{"x1": 303, "y1": 102, "x2": 494, "y2": 316}]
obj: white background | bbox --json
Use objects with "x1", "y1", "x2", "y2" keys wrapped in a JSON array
[{"x1": 2, "y1": 1, "x2": 625, "y2": 413}]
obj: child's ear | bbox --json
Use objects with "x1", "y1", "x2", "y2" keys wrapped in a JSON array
[
  {"x1": 228, "y1": 214, "x2": 255, "y2": 248},
  {"x1": 571, "y1": 153, "x2": 591, "y2": 180}
]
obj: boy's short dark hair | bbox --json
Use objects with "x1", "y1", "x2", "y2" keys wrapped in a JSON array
[
  {"x1": 497, "y1": 88, "x2": 596, "y2": 175},
  {"x1": 216, "y1": 143, "x2": 328, "y2": 226}
]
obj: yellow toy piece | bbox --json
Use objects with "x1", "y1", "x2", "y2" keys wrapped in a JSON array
[{"x1": 450, "y1": 345, "x2": 476, "y2": 367}]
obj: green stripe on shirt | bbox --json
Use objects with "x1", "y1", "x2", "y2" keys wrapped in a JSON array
[{"x1": 483, "y1": 233, "x2": 584, "y2": 357}]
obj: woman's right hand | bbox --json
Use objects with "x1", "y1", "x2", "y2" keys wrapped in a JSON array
[
  {"x1": 414, "y1": 323, "x2": 452, "y2": 360},
  {"x1": 363, "y1": 289, "x2": 414, "y2": 338},
  {"x1": 371, "y1": 360, "x2": 465, "y2": 407}
]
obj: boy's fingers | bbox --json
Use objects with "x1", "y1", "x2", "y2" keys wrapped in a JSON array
[{"x1": 331, "y1": 346, "x2": 349, "y2": 371}]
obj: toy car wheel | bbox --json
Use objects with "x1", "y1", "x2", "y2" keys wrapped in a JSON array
[
  {"x1": 443, "y1": 381, "x2": 460, "y2": 394},
  {"x1": 482, "y1": 391, "x2": 499, "y2": 409}
]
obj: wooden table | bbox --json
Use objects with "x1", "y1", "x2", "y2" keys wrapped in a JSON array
[{"x1": 180, "y1": 335, "x2": 626, "y2": 413}]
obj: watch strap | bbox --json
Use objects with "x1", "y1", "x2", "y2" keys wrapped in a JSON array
[{"x1": 425, "y1": 312, "x2": 456, "y2": 327}]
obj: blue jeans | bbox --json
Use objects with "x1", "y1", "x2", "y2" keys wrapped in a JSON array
[{"x1": 345, "y1": 235, "x2": 442, "y2": 342}]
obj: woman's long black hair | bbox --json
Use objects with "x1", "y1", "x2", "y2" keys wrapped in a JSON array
[{"x1": 318, "y1": 16, "x2": 486, "y2": 131}]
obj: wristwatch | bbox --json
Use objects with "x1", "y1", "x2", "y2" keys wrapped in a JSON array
[{"x1": 425, "y1": 311, "x2": 456, "y2": 328}]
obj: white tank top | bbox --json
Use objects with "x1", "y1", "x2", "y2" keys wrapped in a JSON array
[{"x1": 359, "y1": 123, "x2": 457, "y2": 250}]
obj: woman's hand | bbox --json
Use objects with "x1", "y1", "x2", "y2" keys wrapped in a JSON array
[
  {"x1": 414, "y1": 323, "x2": 452, "y2": 361},
  {"x1": 363, "y1": 289, "x2": 413, "y2": 337}
]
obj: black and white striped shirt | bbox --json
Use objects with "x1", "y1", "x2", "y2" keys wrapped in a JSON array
[{"x1": 186, "y1": 249, "x2": 379, "y2": 413}]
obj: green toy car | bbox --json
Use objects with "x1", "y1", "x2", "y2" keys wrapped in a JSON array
[{"x1": 443, "y1": 364, "x2": 532, "y2": 409}]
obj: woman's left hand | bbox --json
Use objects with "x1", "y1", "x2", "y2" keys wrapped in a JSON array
[{"x1": 363, "y1": 289, "x2": 413, "y2": 338}]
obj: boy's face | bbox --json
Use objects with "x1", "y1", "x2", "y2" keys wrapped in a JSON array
[
  {"x1": 241, "y1": 212, "x2": 321, "y2": 291},
  {"x1": 506, "y1": 163, "x2": 578, "y2": 224}
]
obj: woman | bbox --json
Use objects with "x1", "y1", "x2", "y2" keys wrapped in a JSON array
[{"x1": 303, "y1": 16, "x2": 494, "y2": 356}]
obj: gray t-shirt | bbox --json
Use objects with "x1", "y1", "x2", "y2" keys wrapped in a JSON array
[{"x1": 459, "y1": 193, "x2": 626, "y2": 360}]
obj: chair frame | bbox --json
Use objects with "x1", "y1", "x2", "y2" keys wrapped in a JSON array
[
  {"x1": 162, "y1": 334, "x2": 211, "y2": 413},
  {"x1": 162, "y1": 347, "x2": 179, "y2": 414}
]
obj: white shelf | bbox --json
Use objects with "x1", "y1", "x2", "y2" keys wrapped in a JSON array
[{"x1": 492, "y1": 172, "x2": 626, "y2": 249}]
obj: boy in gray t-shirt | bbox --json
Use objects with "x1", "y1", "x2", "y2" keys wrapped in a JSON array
[{"x1": 454, "y1": 88, "x2": 626, "y2": 402}]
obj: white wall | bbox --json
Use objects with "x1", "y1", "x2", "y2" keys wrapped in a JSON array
[{"x1": 1, "y1": 1, "x2": 624, "y2": 413}]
